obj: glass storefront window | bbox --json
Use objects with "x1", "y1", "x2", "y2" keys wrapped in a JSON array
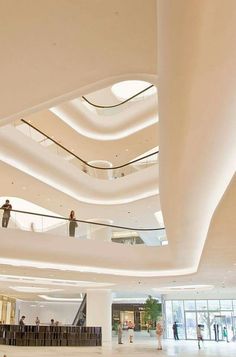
[
  {"x1": 184, "y1": 300, "x2": 196, "y2": 311},
  {"x1": 196, "y1": 300, "x2": 208, "y2": 311},
  {"x1": 208, "y1": 300, "x2": 220, "y2": 311},
  {"x1": 172, "y1": 301, "x2": 185, "y2": 339},
  {"x1": 165, "y1": 301, "x2": 173, "y2": 338},
  {"x1": 164, "y1": 299, "x2": 234, "y2": 341},
  {"x1": 197, "y1": 311, "x2": 210, "y2": 339},
  {"x1": 220, "y1": 300, "x2": 232, "y2": 310},
  {"x1": 185, "y1": 312, "x2": 197, "y2": 339}
]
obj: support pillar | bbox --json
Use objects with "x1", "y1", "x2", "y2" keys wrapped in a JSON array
[{"x1": 86, "y1": 289, "x2": 112, "y2": 343}]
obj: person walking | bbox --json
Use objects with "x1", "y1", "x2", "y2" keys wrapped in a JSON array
[
  {"x1": 223, "y1": 326, "x2": 229, "y2": 342},
  {"x1": 172, "y1": 321, "x2": 179, "y2": 340},
  {"x1": 1, "y1": 199, "x2": 12, "y2": 228},
  {"x1": 127, "y1": 320, "x2": 134, "y2": 343},
  {"x1": 197, "y1": 324, "x2": 203, "y2": 349},
  {"x1": 69, "y1": 210, "x2": 78, "y2": 237},
  {"x1": 118, "y1": 321, "x2": 123, "y2": 344},
  {"x1": 156, "y1": 322, "x2": 163, "y2": 350}
]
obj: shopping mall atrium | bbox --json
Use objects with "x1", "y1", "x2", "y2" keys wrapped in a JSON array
[{"x1": 0, "y1": 1, "x2": 235, "y2": 356}]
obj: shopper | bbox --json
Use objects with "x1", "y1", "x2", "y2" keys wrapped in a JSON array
[
  {"x1": 223, "y1": 326, "x2": 229, "y2": 342},
  {"x1": 118, "y1": 321, "x2": 123, "y2": 344},
  {"x1": 197, "y1": 324, "x2": 203, "y2": 349},
  {"x1": 19, "y1": 316, "x2": 25, "y2": 326},
  {"x1": 213, "y1": 323, "x2": 219, "y2": 342},
  {"x1": 1, "y1": 199, "x2": 12, "y2": 228},
  {"x1": 127, "y1": 320, "x2": 134, "y2": 343},
  {"x1": 172, "y1": 321, "x2": 179, "y2": 340},
  {"x1": 156, "y1": 322, "x2": 163, "y2": 350},
  {"x1": 69, "y1": 210, "x2": 78, "y2": 237}
]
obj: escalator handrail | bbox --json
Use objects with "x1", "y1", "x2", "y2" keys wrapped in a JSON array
[
  {"x1": 21, "y1": 119, "x2": 158, "y2": 171},
  {"x1": 0, "y1": 207, "x2": 165, "y2": 232},
  {"x1": 82, "y1": 84, "x2": 155, "y2": 109}
]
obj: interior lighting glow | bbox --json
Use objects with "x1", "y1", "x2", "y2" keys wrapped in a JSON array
[
  {"x1": 112, "y1": 80, "x2": 157, "y2": 100},
  {"x1": 154, "y1": 211, "x2": 164, "y2": 226},
  {"x1": 50, "y1": 106, "x2": 158, "y2": 141},
  {"x1": 0, "y1": 273, "x2": 114, "y2": 287},
  {"x1": 39, "y1": 295, "x2": 83, "y2": 302},
  {"x1": 153, "y1": 284, "x2": 214, "y2": 292},
  {"x1": 0, "y1": 257, "x2": 196, "y2": 277},
  {"x1": 10, "y1": 286, "x2": 63, "y2": 293}
]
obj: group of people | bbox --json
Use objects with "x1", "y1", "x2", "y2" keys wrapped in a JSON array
[
  {"x1": 117, "y1": 320, "x2": 164, "y2": 350},
  {"x1": 117, "y1": 321, "x2": 135, "y2": 345},
  {"x1": 1, "y1": 199, "x2": 78, "y2": 237},
  {"x1": 18, "y1": 316, "x2": 59, "y2": 326}
]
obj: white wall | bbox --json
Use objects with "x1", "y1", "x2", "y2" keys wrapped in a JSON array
[{"x1": 16, "y1": 300, "x2": 80, "y2": 325}]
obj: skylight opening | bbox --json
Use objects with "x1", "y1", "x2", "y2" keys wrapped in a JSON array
[{"x1": 112, "y1": 80, "x2": 157, "y2": 101}]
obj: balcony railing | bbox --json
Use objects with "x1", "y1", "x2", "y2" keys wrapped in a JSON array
[
  {"x1": 15, "y1": 119, "x2": 158, "y2": 180},
  {"x1": 0, "y1": 208, "x2": 167, "y2": 247}
]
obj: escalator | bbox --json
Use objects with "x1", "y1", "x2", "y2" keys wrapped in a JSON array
[{"x1": 73, "y1": 294, "x2": 87, "y2": 326}]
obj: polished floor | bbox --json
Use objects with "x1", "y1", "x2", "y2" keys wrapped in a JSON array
[{"x1": 0, "y1": 334, "x2": 235, "y2": 357}]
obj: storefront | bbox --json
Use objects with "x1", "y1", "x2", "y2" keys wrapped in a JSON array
[
  {"x1": 112, "y1": 303, "x2": 145, "y2": 331},
  {"x1": 164, "y1": 299, "x2": 236, "y2": 340}
]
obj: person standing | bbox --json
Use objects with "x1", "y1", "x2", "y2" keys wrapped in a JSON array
[
  {"x1": 35, "y1": 316, "x2": 40, "y2": 326},
  {"x1": 197, "y1": 324, "x2": 203, "y2": 349},
  {"x1": 127, "y1": 320, "x2": 134, "y2": 343},
  {"x1": 213, "y1": 323, "x2": 219, "y2": 342},
  {"x1": 19, "y1": 316, "x2": 25, "y2": 326},
  {"x1": 156, "y1": 322, "x2": 163, "y2": 350},
  {"x1": 69, "y1": 210, "x2": 78, "y2": 237},
  {"x1": 118, "y1": 321, "x2": 123, "y2": 344},
  {"x1": 1, "y1": 199, "x2": 12, "y2": 228},
  {"x1": 172, "y1": 321, "x2": 179, "y2": 340}
]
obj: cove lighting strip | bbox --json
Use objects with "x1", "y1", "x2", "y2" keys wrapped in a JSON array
[
  {"x1": 0, "y1": 258, "x2": 196, "y2": 277},
  {"x1": 0, "y1": 273, "x2": 114, "y2": 287}
]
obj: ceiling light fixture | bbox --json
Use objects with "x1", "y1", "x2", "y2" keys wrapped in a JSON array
[{"x1": 0, "y1": 257, "x2": 196, "y2": 277}]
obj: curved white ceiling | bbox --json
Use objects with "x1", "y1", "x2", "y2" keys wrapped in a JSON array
[
  {"x1": 0, "y1": 125, "x2": 159, "y2": 205},
  {"x1": 0, "y1": 0, "x2": 157, "y2": 124},
  {"x1": 50, "y1": 93, "x2": 158, "y2": 140}
]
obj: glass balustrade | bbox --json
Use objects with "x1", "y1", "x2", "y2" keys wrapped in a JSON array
[
  {"x1": 14, "y1": 120, "x2": 158, "y2": 180},
  {"x1": 1, "y1": 209, "x2": 166, "y2": 247}
]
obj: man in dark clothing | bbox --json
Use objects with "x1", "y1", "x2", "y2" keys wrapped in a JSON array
[
  {"x1": 213, "y1": 323, "x2": 219, "y2": 342},
  {"x1": 19, "y1": 316, "x2": 25, "y2": 326},
  {"x1": 1, "y1": 199, "x2": 12, "y2": 228},
  {"x1": 172, "y1": 322, "x2": 179, "y2": 340}
]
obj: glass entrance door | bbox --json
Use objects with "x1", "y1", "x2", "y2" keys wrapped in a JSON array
[
  {"x1": 211, "y1": 315, "x2": 226, "y2": 341},
  {"x1": 185, "y1": 312, "x2": 197, "y2": 339}
]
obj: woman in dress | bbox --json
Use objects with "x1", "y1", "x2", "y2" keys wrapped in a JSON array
[{"x1": 69, "y1": 210, "x2": 78, "y2": 237}]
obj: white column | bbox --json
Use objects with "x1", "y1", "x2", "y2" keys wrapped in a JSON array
[
  {"x1": 87, "y1": 219, "x2": 113, "y2": 242},
  {"x1": 86, "y1": 289, "x2": 112, "y2": 343}
]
